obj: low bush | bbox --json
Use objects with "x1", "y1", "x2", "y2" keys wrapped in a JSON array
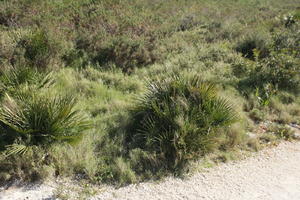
[
  {"x1": 124, "y1": 75, "x2": 238, "y2": 169},
  {"x1": 178, "y1": 15, "x2": 201, "y2": 31},
  {"x1": 267, "y1": 124, "x2": 295, "y2": 140},
  {"x1": 0, "y1": 91, "x2": 91, "y2": 154},
  {"x1": 283, "y1": 14, "x2": 296, "y2": 28},
  {"x1": 0, "y1": 66, "x2": 52, "y2": 99},
  {"x1": 272, "y1": 24, "x2": 300, "y2": 56},
  {"x1": 249, "y1": 108, "x2": 265, "y2": 122},
  {"x1": 238, "y1": 52, "x2": 300, "y2": 95},
  {"x1": 93, "y1": 36, "x2": 160, "y2": 72},
  {"x1": 0, "y1": 147, "x2": 51, "y2": 182},
  {"x1": 13, "y1": 30, "x2": 59, "y2": 69},
  {"x1": 235, "y1": 33, "x2": 270, "y2": 60},
  {"x1": 0, "y1": 7, "x2": 21, "y2": 27}
]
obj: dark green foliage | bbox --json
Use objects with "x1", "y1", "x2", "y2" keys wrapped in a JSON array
[
  {"x1": 0, "y1": 91, "x2": 91, "y2": 153},
  {"x1": 235, "y1": 34, "x2": 270, "y2": 60},
  {"x1": 125, "y1": 75, "x2": 238, "y2": 169},
  {"x1": 93, "y1": 36, "x2": 159, "y2": 72},
  {"x1": 0, "y1": 67, "x2": 35, "y2": 96},
  {"x1": 272, "y1": 24, "x2": 300, "y2": 56},
  {"x1": 178, "y1": 15, "x2": 200, "y2": 31},
  {"x1": 0, "y1": 8, "x2": 21, "y2": 27},
  {"x1": 0, "y1": 67, "x2": 38, "y2": 86},
  {"x1": 24, "y1": 30, "x2": 52, "y2": 67},
  {"x1": 0, "y1": 66, "x2": 50, "y2": 96},
  {"x1": 13, "y1": 30, "x2": 58, "y2": 68},
  {"x1": 239, "y1": 52, "x2": 300, "y2": 93},
  {"x1": 0, "y1": 146, "x2": 51, "y2": 182},
  {"x1": 62, "y1": 49, "x2": 90, "y2": 69},
  {"x1": 63, "y1": 35, "x2": 160, "y2": 72},
  {"x1": 278, "y1": 92, "x2": 295, "y2": 104},
  {"x1": 283, "y1": 14, "x2": 296, "y2": 28},
  {"x1": 231, "y1": 59, "x2": 253, "y2": 78}
]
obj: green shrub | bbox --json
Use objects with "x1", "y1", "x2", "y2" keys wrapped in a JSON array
[
  {"x1": 0, "y1": 8, "x2": 21, "y2": 27},
  {"x1": 253, "y1": 53, "x2": 299, "y2": 92},
  {"x1": 283, "y1": 14, "x2": 296, "y2": 28},
  {"x1": 93, "y1": 36, "x2": 159, "y2": 72},
  {"x1": 249, "y1": 108, "x2": 264, "y2": 122},
  {"x1": 231, "y1": 58, "x2": 253, "y2": 78},
  {"x1": 259, "y1": 133, "x2": 277, "y2": 144},
  {"x1": 0, "y1": 66, "x2": 38, "y2": 85},
  {"x1": 239, "y1": 52, "x2": 300, "y2": 94},
  {"x1": 62, "y1": 49, "x2": 90, "y2": 69},
  {"x1": 128, "y1": 148, "x2": 163, "y2": 179},
  {"x1": 272, "y1": 24, "x2": 300, "y2": 55},
  {"x1": 235, "y1": 34, "x2": 270, "y2": 60},
  {"x1": 178, "y1": 15, "x2": 200, "y2": 31},
  {"x1": 124, "y1": 75, "x2": 238, "y2": 169},
  {"x1": 267, "y1": 124, "x2": 295, "y2": 140},
  {"x1": 277, "y1": 91, "x2": 295, "y2": 104},
  {"x1": 14, "y1": 30, "x2": 58, "y2": 69},
  {"x1": 0, "y1": 66, "x2": 52, "y2": 99},
  {"x1": 218, "y1": 123, "x2": 246, "y2": 151},
  {"x1": 0, "y1": 91, "x2": 91, "y2": 153},
  {"x1": 0, "y1": 147, "x2": 53, "y2": 182}
]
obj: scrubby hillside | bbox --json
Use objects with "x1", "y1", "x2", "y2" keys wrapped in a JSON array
[{"x1": 0, "y1": 0, "x2": 299, "y2": 185}]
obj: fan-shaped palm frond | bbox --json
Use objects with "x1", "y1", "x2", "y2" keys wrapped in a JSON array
[
  {"x1": 0, "y1": 91, "x2": 91, "y2": 154},
  {"x1": 126, "y1": 74, "x2": 238, "y2": 169},
  {"x1": 0, "y1": 66, "x2": 54, "y2": 99}
]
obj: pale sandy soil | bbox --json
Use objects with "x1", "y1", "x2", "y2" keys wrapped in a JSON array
[{"x1": 1, "y1": 140, "x2": 300, "y2": 200}]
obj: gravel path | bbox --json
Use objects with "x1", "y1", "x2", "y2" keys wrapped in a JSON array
[{"x1": 1, "y1": 141, "x2": 300, "y2": 200}]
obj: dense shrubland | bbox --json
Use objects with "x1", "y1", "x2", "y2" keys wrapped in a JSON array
[
  {"x1": 0, "y1": 0, "x2": 299, "y2": 185},
  {"x1": 124, "y1": 75, "x2": 238, "y2": 170}
]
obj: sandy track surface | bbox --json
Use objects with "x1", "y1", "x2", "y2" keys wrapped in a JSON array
[
  {"x1": 95, "y1": 141, "x2": 300, "y2": 200},
  {"x1": 1, "y1": 141, "x2": 300, "y2": 200}
]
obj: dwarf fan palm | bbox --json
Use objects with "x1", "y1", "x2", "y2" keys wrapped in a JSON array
[
  {"x1": 0, "y1": 91, "x2": 91, "y2": 154},
  {"x1": 125, "y1": 75, "x2": 238, "y2": 169}
]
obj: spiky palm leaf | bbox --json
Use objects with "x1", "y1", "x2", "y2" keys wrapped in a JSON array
[
  {"x1": 5, "y1": 143, "x2": 31, "y2": 157},
  {"x1": 0, "y1": 91, "x2": 91, "y2": 154},
  {"x1": 0, "y1": 66, "x2": 54, "y2": 99},
  {"x1": 126, "y1": 74, "x2": 238, "y2": 168}
]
